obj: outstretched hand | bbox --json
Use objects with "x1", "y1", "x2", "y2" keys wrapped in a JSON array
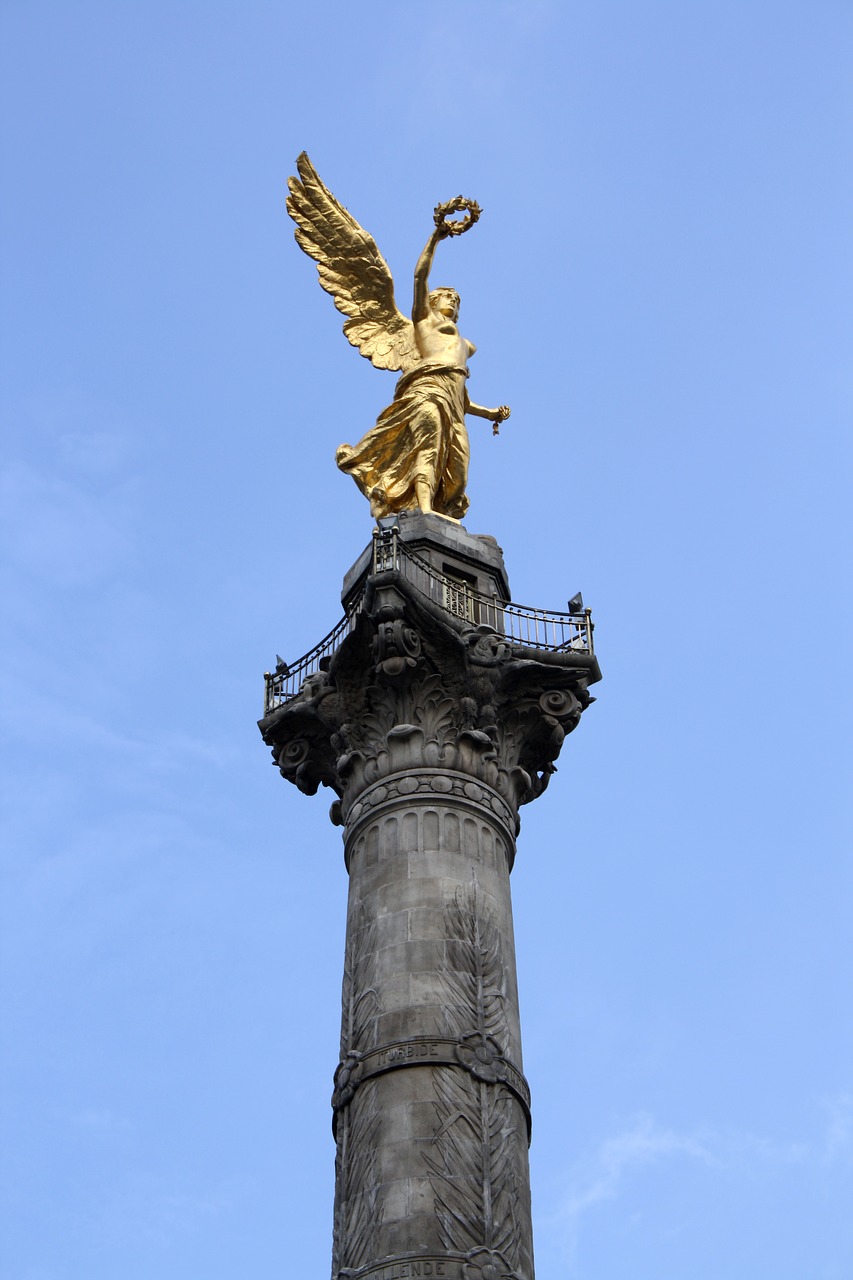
[{"x1": 492, "y1": 405, "x2": 511, "y2": 435}]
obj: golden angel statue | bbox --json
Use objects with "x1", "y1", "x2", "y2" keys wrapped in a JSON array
[{"x1": 286, "y1": 153, "x2": 510, "y2": 521}]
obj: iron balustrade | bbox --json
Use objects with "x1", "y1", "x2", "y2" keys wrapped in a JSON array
[
  {"x1": 264, "y1": 526, "x2": 594, "y2": 714},
  {"x1": 263, "y1": 610, "x2": 360, "y2": 714},
  {"x1": 372, "y1": 526, "x2": 594, "y2": 653}
]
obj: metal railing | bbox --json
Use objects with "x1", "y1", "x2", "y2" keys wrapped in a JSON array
[
  {"x1": 263, "y1": 609, "x2": 359, "y2": 714},
  {"x1": 264, "y1": 525, "x2": 594, "y2": 715},
  {"x1": 372, "y1": 525, "x2": 594, "y2": 655}
]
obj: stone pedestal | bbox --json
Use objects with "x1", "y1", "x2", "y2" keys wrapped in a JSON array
[{"x1": 259, "y1": 515, "x2": 600, "y2": 1280}]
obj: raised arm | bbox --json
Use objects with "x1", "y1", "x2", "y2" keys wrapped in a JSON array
[{"x1": 412, "y1": 225, "x2": 449, "y2": 322}]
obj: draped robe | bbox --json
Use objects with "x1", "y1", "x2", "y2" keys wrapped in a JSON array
[{"x1": 336, "y1": 363, "x2": 470, "y2": 520}]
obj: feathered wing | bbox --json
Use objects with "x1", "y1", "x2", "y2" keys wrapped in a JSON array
[{"x1": 286, "y1": 152, "x2": 420, "y2": 374}]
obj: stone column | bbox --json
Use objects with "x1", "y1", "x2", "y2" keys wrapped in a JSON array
[
  {"x1": 259, "y1": 516, "x2": 599, "y2": 1280},
  {"x1": 334, "y1": 764, "x2": 531, "y2": 1279}
]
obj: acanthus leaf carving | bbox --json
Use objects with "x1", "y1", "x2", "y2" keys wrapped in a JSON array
[{"x1": 412, "y1": 671, "x2": 457, "y2": 744}]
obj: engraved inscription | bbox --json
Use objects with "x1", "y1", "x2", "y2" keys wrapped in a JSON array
[
  {"x1": 376, "y1": 1039, "x2": 440, "y2": 1067},
  {"x1": 356, "y1": 1258, "x2": 451, "y2": 1280},
  {"x1": 351, "y1": 1256, "x2": 523, "y2": 1280}
]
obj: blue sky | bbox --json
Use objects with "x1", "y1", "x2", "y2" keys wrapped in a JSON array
[{"x1": 1, "y1": 2, "x2": 851, "y2": 1276}]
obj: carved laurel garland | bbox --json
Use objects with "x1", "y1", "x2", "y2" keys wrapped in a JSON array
[
  {"x1": 425, "y1": 1070, "x2": 521, "y2": 1271},
  {"x1": 340, "y1": 900, "x2": 379, "y2": 1058},
  {"x1": 440, "y1": 879, "x2": 508, "y2": 1045},
  {"x1": 332, "y1": 904, "x2": 381, "y2": 1277},
  {"x1": 433, "y1": 196, "x2": 482, "y2": 236},
  {"x1": 338, "y1": 1079, "x2": 383, "y2": 1275},
  {"x1": 423, "y1": 879, "x2": 523, "y2": 1273}
]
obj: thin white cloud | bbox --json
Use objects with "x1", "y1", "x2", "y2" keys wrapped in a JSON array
[
  {"x1": 549, "y1": 1101, "x2": 853, "y2": 1271},
  {"x1": 554, "y1": 1113, "x2": 715, "y2": 1265}
]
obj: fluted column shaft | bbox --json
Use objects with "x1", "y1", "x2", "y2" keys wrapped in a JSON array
[{"x1": 332, "y1": 772, "x2": 532, "y2": 1278}]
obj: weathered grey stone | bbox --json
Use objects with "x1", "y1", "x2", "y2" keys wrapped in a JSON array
[{"x1": 260, "y1": 523, "x2": 600, "y2": 1280}]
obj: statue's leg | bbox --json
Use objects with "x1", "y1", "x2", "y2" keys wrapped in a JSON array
[
  {"x1": 410, "y1": 402, "x2": 443, "y2": 515},
  {"x1": 435, "y1": 419, "x2": 470, "y2": 519},
  {"x1": 414, "y1": 474, "x2": 434, "y2": 514}
]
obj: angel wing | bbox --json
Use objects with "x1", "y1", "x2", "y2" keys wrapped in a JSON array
[{"x1": 286, "y1": 152, "x2": 420, "y2": 374}]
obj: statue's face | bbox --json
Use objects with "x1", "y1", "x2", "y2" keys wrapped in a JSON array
[{"x1": 432, "y1": 289, "x2": 460, "y2": 321}]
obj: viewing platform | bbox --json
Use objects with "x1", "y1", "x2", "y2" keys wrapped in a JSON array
[{"x1": 263, "y1": 519, "x2": 598, "y2": 716}]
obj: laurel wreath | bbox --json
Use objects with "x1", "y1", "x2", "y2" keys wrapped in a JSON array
[{"x1": 434, "y1": 196, "x2": 481, "y2": 236}]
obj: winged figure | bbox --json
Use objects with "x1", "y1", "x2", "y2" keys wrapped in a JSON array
[{"x1": 286, "y1": 153, "x2": 510, "y2": 521}]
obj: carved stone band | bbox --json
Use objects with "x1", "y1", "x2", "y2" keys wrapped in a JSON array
[
  {"x1": 343, "y1": 768, "x2": 518, "y2": 858},
  {"x1": 344, "y1": 1256, "x2": 454, "y2": 1280},
  {"x1": 343, "y1": 1248, "x2": 521, "y2": 1280},
  {"x1": 332, "y1": 1036, "x2": 532, "y2": 1142}
]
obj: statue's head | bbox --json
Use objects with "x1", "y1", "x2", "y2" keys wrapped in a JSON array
[{"x1": 429, "y1": 287, "x2": 460, "y2": 321}]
